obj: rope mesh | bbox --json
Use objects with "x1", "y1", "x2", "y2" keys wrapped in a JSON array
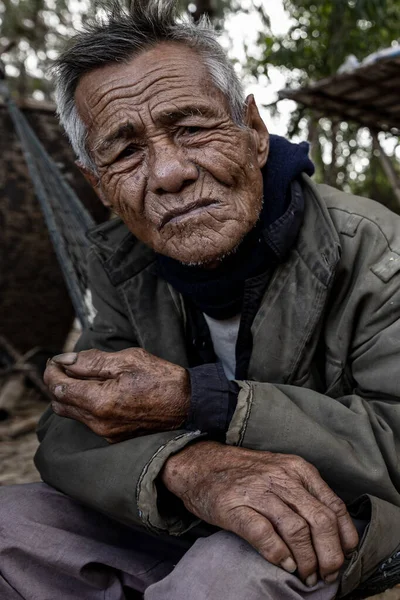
[{"x1": 1, "y1": 80, "x2": 95, "y2": 329}]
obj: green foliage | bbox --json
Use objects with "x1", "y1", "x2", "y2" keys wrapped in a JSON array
[
  {"x1": 250, "y1": 0, "x2": 400, "y2": 208},
  {"x1": 351, "y1": 149, "x2": 400, "y2": 213},
  {"x1": 0, "y1": 0, "x2": 229, "y2": 99},
  {"x1": 0, "y1": 0, "x2": 96, "y2": 98},
  {"x1": 178, "y1": 0, "x2": 231, "y2": 24},
  {"x1": 255, "y1": 0, "x2": 400, "y2": 84}
]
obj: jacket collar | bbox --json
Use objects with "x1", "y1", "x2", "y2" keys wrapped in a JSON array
[
  {"x1": 86, "y1": 174, "x2": 339, "y2": 290},
  {"x1": 86, "y1": 218, "x2": 156, "y2": 286},
  {"x1": 86, "y1": 175, "x2": 341, "y2": 378},
  {"x1": 248, "y1": 174, "x2": 341, "y2": 384},
  {"x1": 296, "y1": 174, "x2": 341, "y2": 286}
]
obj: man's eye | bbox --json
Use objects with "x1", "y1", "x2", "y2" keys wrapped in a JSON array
[
  {"x1": 117, "y1": 145, "x2": 138, "y2": 160},
  {"x1": 183, "y1": 126, "x2": 202, "y2": 135}
]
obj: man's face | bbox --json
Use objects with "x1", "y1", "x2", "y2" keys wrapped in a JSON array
[{"x1": 76, "y1": 42, "x2": 269, "y2": 265}]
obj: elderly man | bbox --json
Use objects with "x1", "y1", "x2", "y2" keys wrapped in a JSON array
[{"x1": 2, "y1": 2, "x2": 400, "y2": 599}]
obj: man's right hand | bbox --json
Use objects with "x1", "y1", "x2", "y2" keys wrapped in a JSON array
[{"x1": 161, "y1": 441, "x2": 359, "y2": 587}]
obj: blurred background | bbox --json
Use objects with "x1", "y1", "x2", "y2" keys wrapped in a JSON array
[{"x1": 0, "y1": 4, "x2": 399, "y2": 592}]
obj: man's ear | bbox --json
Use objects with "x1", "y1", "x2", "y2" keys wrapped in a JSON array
[
  {"x1": 244, "y1": 94, "x2": 270, "y2": 169},
  {"x1": 76, "y1": 161, "x2": 112, "y2": 208}
]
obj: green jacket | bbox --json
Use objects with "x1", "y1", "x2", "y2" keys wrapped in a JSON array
[{"x1": 35, "y1": 175, "x2": 400, "y2": 596}]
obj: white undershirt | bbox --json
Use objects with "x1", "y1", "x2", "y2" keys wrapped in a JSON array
[{"x1": 203, "y1": 313, "x2": 241, "y2": 380}]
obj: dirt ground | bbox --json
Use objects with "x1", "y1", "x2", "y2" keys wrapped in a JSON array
[
  {"x1": 0, "y1": 387, "x2": 42, "y2": 485},
  {"x1": 0, "y1": 388, "x2": 399, "y2": 600}
]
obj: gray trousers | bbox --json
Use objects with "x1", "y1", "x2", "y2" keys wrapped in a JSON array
[{"x1": 0, "y1": 483, "x2": 339, "y2": 600}]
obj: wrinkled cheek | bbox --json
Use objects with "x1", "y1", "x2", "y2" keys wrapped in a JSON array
[
  {"x1": 144, "y1": 200, "x2": 167, "y2": 222},
  {"x1": 193, "y1": 139, "x2": 252, "y2": 186},
  {"x1": 102, "y1": 170, "x2": 146, "y2": 227},
  {"x1": 116, "y1": 197, "x2": 164, "y2": 249}
]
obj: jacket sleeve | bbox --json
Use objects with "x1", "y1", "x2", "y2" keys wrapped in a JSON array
[
  {"x1": 186, "y1": 363, "x2": 239, "y2": 439},
  {"x1": 227, "y1": 241, "x2": 400, "y2": 510},
  {"x1": 35, "y1": 247, "x2": 203, "y2": 535}
]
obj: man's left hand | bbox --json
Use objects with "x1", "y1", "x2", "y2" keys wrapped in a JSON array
[{"x1": 44, "y1": 348, "x2": 191, "y2": 443}]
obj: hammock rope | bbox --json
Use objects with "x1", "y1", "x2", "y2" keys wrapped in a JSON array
[{"x1": 1, "y1": 77, "x2": 95, "y2": 329}]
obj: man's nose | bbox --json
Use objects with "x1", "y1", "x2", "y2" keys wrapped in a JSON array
[{"x1": 147, "y1": 142, "x2": 199, "y2": 194}]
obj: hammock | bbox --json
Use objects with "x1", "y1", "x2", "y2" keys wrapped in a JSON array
[{"x1": 0, "y1": 76, "x2": 95, "y2": 329}]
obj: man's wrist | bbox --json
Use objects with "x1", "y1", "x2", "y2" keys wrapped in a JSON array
[
  {"x1": 164, "y1": 366, "x2": 191, "y2": 429},
  {"x1": 161, "y1": 440, "x2": 221, "y2": 495}
]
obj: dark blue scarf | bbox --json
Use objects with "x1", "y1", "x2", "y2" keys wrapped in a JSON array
[{"x1": 157, "y1": 135, "x2": 314, "y2": 319}]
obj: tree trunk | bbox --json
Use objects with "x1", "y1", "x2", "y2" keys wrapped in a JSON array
[
  {"x1": 326, "y1": 121, "x2": 339, "y2": 187},
  {"x1": 371, "y1": 132, "x2": 400, "y2": 210},
  {"x1": 308, "y1": 117, "x2": 326, "y2": 182}
]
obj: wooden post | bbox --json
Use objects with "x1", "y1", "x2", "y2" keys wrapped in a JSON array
[{"x1": 371, "y1": 132, "x2": 400, "y2": 209}]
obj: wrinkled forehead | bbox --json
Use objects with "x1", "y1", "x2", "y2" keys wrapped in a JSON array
[{"x1": 75, "y1": 41, "x2": 230, "y2": 132}]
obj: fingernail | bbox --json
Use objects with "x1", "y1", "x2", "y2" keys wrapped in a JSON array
[
  {"x1": 281, "y1": 557, "x2": 297, "y2": 573},
  {"x1": 52, "y1": 353, "x2": 77, "y2": 365},
  {"x1": 325, "y1": 571, "x2": 340, "y2": 584},
  {"x1": 53, "y1": 384, "x2": 65, "y2": 397},
  {"x1": 305, "y1": 573, "x2": 318, "y2": 588}
]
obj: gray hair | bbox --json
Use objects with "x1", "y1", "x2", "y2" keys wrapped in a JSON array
[{"x1": 53, "y1": 0, "x2": 246, "y2": 172}]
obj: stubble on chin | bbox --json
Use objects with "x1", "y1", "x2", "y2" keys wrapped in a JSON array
[{"x1": 159, "y1": 194, "x2": 264, "y2": 267}]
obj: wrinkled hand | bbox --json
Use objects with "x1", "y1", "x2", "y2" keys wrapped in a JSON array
[
  {"x1": 44, "y1": 348, "x2": 190, "y2": 442},
  {"x1": 162, "y1": 441, "x2": 358, "y2": 586}
]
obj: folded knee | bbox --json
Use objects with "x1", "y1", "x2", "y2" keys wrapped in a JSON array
[{"x1": 0, "y1": 483, "x2": 52, "y2": 525}]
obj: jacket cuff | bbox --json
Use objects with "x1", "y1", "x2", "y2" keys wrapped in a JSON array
[
  {"x1": 226, "y1": 380, "x2": 254, "y2": 445},
  {"x1": 339, "y1": 495, "x2": 400, "y2": 596},
  {"x1": 186, "y1": 363, "x2": 239, "y2": 439},
  {"x1": 137, "y1": 430, "x2": 205, "y2": 535}
]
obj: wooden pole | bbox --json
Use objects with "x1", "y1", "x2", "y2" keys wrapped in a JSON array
[{"x1": 371, "y1": 131, "x2": 400, "y2": 209}]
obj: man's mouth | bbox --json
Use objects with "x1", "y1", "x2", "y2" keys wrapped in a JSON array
[{"x1": 159, "y1": 199, "x2": 219, "y2": 229}]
